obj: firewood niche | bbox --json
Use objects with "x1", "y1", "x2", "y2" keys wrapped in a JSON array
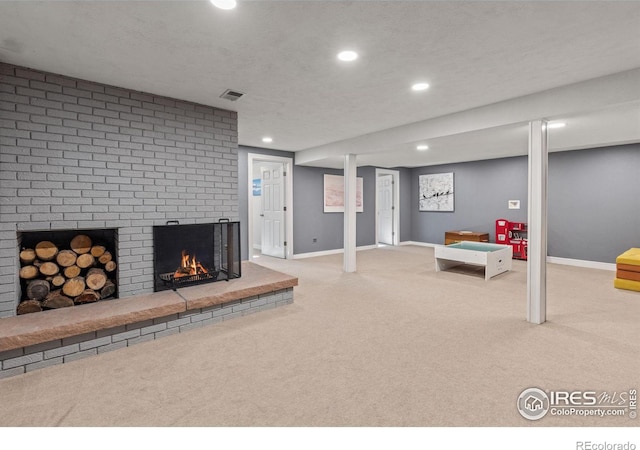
[{"x1": 17, "y1": 229, "x2": 117, "y2": 315}]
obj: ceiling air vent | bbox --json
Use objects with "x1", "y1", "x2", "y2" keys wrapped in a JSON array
[{"x1": 220, "y1": 89, "x2": 245, "y2": 102}]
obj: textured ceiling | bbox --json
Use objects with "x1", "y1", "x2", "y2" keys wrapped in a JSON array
[{"x1": 0, "y1": 1, "x2": 639, "y2": 168}]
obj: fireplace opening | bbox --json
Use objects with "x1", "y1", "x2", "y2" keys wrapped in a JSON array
[
  {"x1": 153, "y1": 220, "x2": 241, "y2": 292},
  {"x1": 17, "y1": 228, "x2": 118, "y2": 315}
]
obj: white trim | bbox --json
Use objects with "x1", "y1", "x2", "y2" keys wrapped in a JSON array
[
  {"x1": 527, "y1": 119, "x2": 548, "y2": 325},
  {"x1": 375, "y1": 168, "x2": 400, "y2": 247},
  {"x1": 295, "y1": 69, "x2": 640, "y2": 165},
  {"x1": 547, "y1": 256, "x2": 616, "y2": 272},
  {"x1": 314, "y1": 240, "x2": 615, "y2": 272},
  {"x1": 400, "y1": 241, "x2": 439, "y2": 248},
  {"x1": 247, "y1": 153, "x2": 294, "y2": 260},
  {"x1": 343, "y1": 154, "x2": 357, "y2": 272},
  {"x1": 293, "y1": 245, "x2": 377, "y2": 260}
]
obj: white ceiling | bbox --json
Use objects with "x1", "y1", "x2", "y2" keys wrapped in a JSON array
[{"x1": 1, "y1": 1, "x2": 639, "y2": 169}]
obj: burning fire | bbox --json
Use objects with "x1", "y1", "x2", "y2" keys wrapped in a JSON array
[{"x1": 174, "y1": 250, "x2": 209, "y2": 278}]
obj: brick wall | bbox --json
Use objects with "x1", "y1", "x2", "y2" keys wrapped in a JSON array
[{"x1": 0, "y1": 63, "x2": 239, "y2": 318}]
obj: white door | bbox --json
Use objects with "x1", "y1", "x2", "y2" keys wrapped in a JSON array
[
  {"x1": 261, "y1": 165, "x2": 286, "y2": 258},
  {"x1": 377, "y1": 174, "x2": 394, "y2": 245}
]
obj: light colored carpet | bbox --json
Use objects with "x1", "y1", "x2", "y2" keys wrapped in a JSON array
[{"x1": 0, "y1": 245, "x2": 638, "y2": 427}]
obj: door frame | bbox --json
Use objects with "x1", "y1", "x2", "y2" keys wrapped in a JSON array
[
  {"x1": 248, "y1": 153, "x2": 294, "y2": 259},
  {"x1": 375, "y1": 168, "x2": 400, "y2": 246}
]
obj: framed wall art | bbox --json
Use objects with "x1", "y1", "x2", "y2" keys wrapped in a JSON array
[
  {"x1": 323, "y1": 174, "x2": 364, "y2": 213},
  {"x1": 252, "y1": 178, "x2": 261, "y2": 196},
  {"x1": 419, "y1": 172, "x2": 454, "y2": 212}
]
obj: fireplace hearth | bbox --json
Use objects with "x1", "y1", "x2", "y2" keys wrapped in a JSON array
[{"x1": 153, "y1": 220, "x2": 241, "y2": 292}]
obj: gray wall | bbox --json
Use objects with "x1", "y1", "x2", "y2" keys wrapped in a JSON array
[
  {"x1": 243, "y1": 123, "x2": 637, "y2": 266},
  {"x1": 239, "y1": 143, "x2": 637, "y2": 264},
  {"x1": 355, "y1": 166, "x2": 376, "y2": 248},
  {"x1": 409, "y1": 144, "x2": 640, "y2": 264},
  {"x1": 238, "y1": 145, "x2": 378, "y2": 258},
  {"x1": 0, "y1": 63, "x2": 238, "y2": 317},
  {"x1": 548, "y1": 145, "x2": 640, "y2": 263},
  {"x1": 290, "y1": 164, "x2": 377, "y2": 255},
  {"x1": 292, "y1": 165, "x2": 345, "y2": 254},
  {"x1": 411, "y1": 157, "x2": 528, "y2": 244},
  {"x1": 396, "y1": 167, "x2": 413, "y2": 243}
]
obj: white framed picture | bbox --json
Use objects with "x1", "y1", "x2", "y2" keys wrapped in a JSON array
[
  {"x1": 508, "y1": 200, "x2": 520, "y2": 209},
  {"x1": 323, "y1": 174, "x2": 364, "y2": 213},
  {"x1": 419, "y1": 172, "x2": 454, "y2": 212}
]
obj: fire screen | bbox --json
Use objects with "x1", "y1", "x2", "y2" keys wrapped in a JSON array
[{"x1": 153, "y1": 220, "x2": 241, "y2": 292}]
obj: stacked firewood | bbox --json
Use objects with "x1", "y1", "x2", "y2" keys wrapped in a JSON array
[{"x1": 17, "y1": 234, "x2": 117, "y2": 315}]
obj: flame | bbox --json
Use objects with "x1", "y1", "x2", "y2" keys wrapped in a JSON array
[{"x1": 174, "y1": 250, "x2": 209, "y2": 278}]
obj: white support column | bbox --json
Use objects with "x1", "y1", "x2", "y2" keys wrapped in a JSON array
[
  {"x1": 343, "y1": 153, "x2": 357, "y2": 273},
  {"x1": 527, "y1": 120, "x2": 548, "y2": 324}
]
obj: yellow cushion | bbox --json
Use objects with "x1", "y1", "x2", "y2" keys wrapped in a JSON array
[
  {"x1": 614, "y1": 277, "x2": 640, "y2": 292},
  {"x1": 616, "y1": 248, "x2": 640, "y2": 266}
]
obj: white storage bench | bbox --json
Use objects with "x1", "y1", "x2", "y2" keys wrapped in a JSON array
[{"x1": 435, "y1": 242, "x2": 513, "y2": 280}]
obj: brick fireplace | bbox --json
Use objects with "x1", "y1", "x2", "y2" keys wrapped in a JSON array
[
  {"x1": 0, "y1": 64, "x2": 298, "y2": 379},
  {"x1": 0, "y1": 63, "x2": 239, "y2": 318}
]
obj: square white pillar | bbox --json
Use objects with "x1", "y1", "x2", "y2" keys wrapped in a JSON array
[
  {"x1": 344, "y1": 154, "x2": 357, "y2": 273},
  {"x1": 527, "y1": 120, "x2": 548, "y2": 324}
]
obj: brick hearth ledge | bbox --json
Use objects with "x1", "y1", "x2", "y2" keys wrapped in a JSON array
[{"x1": 0, "y1": 262, "x2": 298, "y2": 352}]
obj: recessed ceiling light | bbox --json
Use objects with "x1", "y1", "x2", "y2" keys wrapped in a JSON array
[
  {"x1": 210, "y1": 0, "x2": 237, "y2": 10},
  {"x1": 547, "y1": 122, "x2": 566, "y2": 129},
  {"x1": 262, "y1": 137, "x2": 273, "y2": 143},
  {"x1": 411, "y1": 82, "x2": 430, "y2": 91},
  {"x1": 337, "y1": 50, "x2": 358, "y2": 62},
  {"x1": 417, "y1": 145, "x2": 429, "y2": 151}
]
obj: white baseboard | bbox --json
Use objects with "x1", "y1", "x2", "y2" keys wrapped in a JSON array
[
  {"x1": 253, "y1": 244, "x2": 262, "y2": 250},
  {"x1": 294, "y1": 242, "x2": 614, "y2": 271},
  {"x1": 547, "y1": 256, "x2": 616, "y2": 271},
  {"x1": 400, "y1": 241, "x2": 439, "y2": 248},
  {"x1": 400, "y1": 242, "x2": 615, "y2": 271},
  {"x1": 293, "y1": 244, "x2": 378, "y2": 260},
  {"x1": 293, "y1": 249, "x2": 342, "y2": 259}
]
